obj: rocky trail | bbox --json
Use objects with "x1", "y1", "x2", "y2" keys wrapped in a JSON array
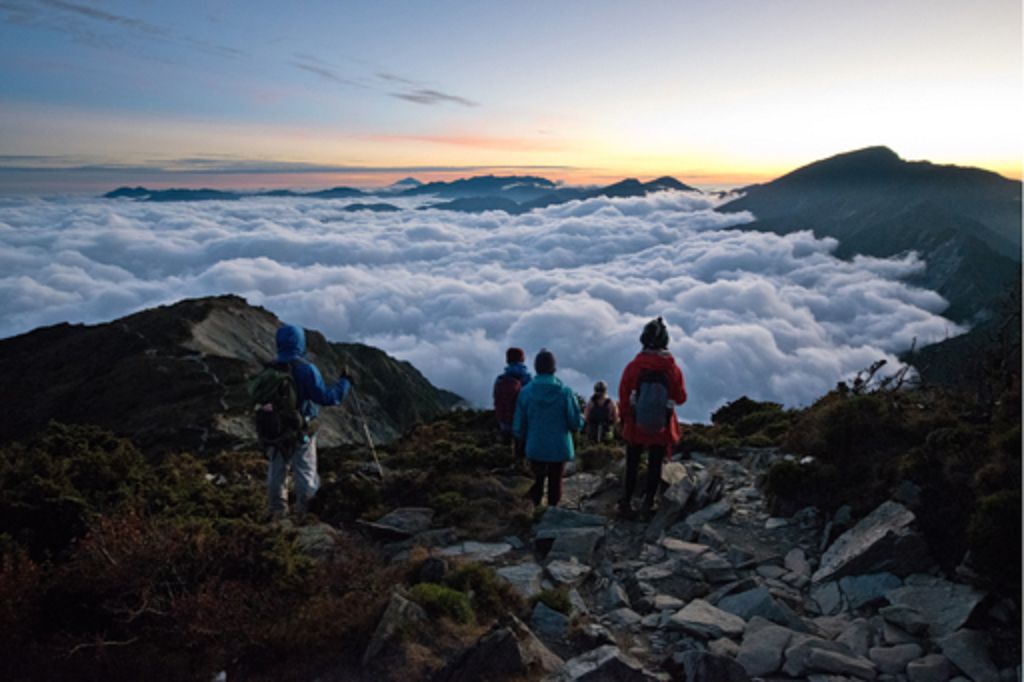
[{"x1": 345, "y1": 447, "x2": 1021, "y2": 682}]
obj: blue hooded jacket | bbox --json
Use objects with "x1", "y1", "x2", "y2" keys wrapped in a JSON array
[
  {"x1": 512, "y1": 374, "x2": 583, "y2": 462},
  {"x1": 275, "y1": 324, "x2": 350, "y2": 421}
]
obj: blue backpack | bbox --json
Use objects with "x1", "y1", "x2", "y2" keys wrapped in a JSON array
[{"x1": 634, "y1": 369, "x2": 670, "y2": 435}]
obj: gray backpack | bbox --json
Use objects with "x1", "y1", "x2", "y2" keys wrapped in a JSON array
[{"x1": 634, "y1": 369, "x2": 670, "y2": 435}]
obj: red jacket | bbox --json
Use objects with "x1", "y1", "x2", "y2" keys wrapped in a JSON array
[{"x1": 619, "y1": 350, "x2": 687, "y2": 446}]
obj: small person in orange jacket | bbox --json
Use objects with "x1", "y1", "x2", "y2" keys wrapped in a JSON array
[{"x1": 618, "y1": 316, "x2": 687, "y2": 518}]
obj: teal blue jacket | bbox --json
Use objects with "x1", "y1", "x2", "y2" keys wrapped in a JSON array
[{"x1": 512, "y1": 374, "x2": 584, "y2": 462}]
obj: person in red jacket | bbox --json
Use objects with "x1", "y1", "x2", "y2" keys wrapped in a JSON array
[{"x1": 618, "y1": 316, "x2": 687, "y2": 518}]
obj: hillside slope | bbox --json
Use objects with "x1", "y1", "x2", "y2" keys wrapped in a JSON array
[{"x1": 0, "y1": 295, "x2": 461, "y2": 453}]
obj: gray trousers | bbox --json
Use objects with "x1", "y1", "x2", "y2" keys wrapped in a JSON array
[{"x1": 266, "y1": 435, "x2": 319, "y2": 514}]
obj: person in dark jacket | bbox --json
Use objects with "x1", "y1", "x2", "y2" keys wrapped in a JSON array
[
  {"x1": 268, "y1": 324, "x2": 351, "y2": 517},
  {"x1": 494, "y1": 347, "x2": 532, "y2": 442},
  {"x1": 513, "y1": 349, "x2": 584, "y2": 507},
  {"x1": 618, "y1": 317, "x2": 687, "y2": 518},
  {"x1": 584, "y1": 380, "x2": 619, "y2": 443}
]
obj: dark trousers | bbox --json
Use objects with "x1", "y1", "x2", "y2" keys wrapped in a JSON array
[
  {"x1": 622, "y1": 443, "x2": 666, "y2": 508},
  {"x1": 529, "y1": 460, "x2": 565, "y2": 506}
]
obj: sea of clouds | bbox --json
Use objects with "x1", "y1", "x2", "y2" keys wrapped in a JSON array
[{"x1": 0, "y1": 191, "x2": 961, "y2": 420}]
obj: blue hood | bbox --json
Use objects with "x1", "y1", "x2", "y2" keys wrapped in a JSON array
[{"x1": 275, "y1": 324, "x2": 306, "y2": 362}]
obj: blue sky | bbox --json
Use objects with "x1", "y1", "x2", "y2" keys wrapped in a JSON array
[{"x1": 1, "y1": 0, "x2": 1021, "y2": 191}]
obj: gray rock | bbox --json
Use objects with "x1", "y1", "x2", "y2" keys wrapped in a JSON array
[
  {"x1": 765, "y1": 517, "x2": 790, "y2": 529},
  {"x1": 362, "y1": 591, "x2": 428, "y2": 666},
  {"x1": 717, "y1": 586, "x2": 808, "y2": 632},
  {"x1": 546, "y1": 558, "x2": 592, "y2": 586},
  {"x1": 535, "y1": 506, "x2": 607, "y2": 533},
  {"x1": 885, "y1": 577, "x2": 988, "y2": 638},
  {"x1": 814, "y1": 613, "x2": 854, "y2": 640},
  {"x1": 869, "y1": 644, "x2": 924, "y2": 674},
  {"x1": 710, "y1": 636, "x2": 741, "y2": 658},
  {"x1": 531, "y1": 601, "x2": 570, "y2": 641},
  {"x1": 757, "y1": 564, "x2": 790, "y2": 580},
  {"x1": 654, "y1": 594, "x2": 685, "y2": 611},
  {"x1": 783, "y1": 636, "x2": 861, "y2": 678},
  {"x1": 813, "y1": 581, "x2": 847, "y2": 615},
  {"x1": 636, "y1": 560, "x2": 677, "y2": 581},
  {"x1": 294, "y1": 522, "x2": 344, "y2": 563},
  {"x1": 840, "y1": 573, "x2": 903, "y2": 610},
  {"x1": 696, "y1": 551, "x2": 739, "y2": 583},
  {"x1": 785, "y1": 548, "x2": 812, "y2": 577},
  {"x1": 601, "y1": 581, "x2": 632, "y2": 611},
  {"x1": 684, "y1": 499, "x2": 733, "y2": 528},
  {"x1": 568, "y1": 588, "x2": 589, "y2": 616},
  {"x1": 806, "y1": 647, "x2": 878, "y2": 680},
  {"x1": 670, "y1": 599, "x2": 746, "y2": 639},
  {"x1": 606, "y1": 607, "x2": 643, "y2": 628},
  {"x1": 545, "y1": 527, "x2": 605, "y2": 563},
  {"x1": 837, "y1": 619, "x2": 877, "y2": 658},
  {"x1": 874, "y1": 616, "x2": 921, "y2": 646},
  {"x1": 436, "y1": 615, "x2": 563, "y2": 681},
  {"x1": 439, "y1": 540, "x2": 513, "y2": 562},
  {"x1": 879, "y1": 605, "x2": 930, "y2": 636},
  {"x1": 646, "y1": 467, "x2": 722, "y2": 540},
  {"x1": 813, "y1": 501, "x2": 932, "y2": 583},
  {"x1": 675, "y1": 651, "x2": 752, "y2": 681},
  {"x1": 737, "y1": 618, "x2": 795, "y2": 676},
  {"x1": 374, "y1": 507, "x2": 434, "y2": 535},
  {"x1": 577, "y1": 623, "x2": 616, "y2": 648},
  {"x1": 661, "y1": 537, "x2": 712, "y2": 562},
  {"x1": 545, "y1": 644, "x2": 659, "y2": 682},
  {"x1": 938, "y1": 629, "x2": 999, "y2": 682},
  {"x1": 497, "y1": 562, "x2": 545, "y2": 599},
  {"x1": 907, "y1": 654, "x2": 953, "y2": 682}
]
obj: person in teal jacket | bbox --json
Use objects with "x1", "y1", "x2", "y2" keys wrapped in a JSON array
[{"x1": 513, "y1": 348, "x2": 584, "y2": 506}]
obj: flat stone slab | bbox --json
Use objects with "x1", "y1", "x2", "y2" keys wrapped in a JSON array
[
  {"x1": 661, "y1": 538, "x2": 712, "y2": 562},
  {"x1": 439, "y1": 540, "x2": 513, "y2": 562},
  {"x1": 545, "y1": 527, "x2": 605, "y2": 563},
  {"x1": 937, "y1": 629, "x2": 999, "y2": 682},
  {"x1": 885, "y1": 575, "x2": 987, "y2": 638},
  {"x1": 534, "y1": 507, "x2": 606, "y2": 535},
  {"x1": 546, "y1": 558, "x2": 592, "y2": 585},
  {"x1": 869, "y1": 643, "x2": 923, "y2": 674},
  {"x1": 545, "y1": 644, "x2": 659, "y2": 682},
  {"x1": 738, "y1": 618, "x2": 795, "y2": 677},
  {"x1": 670, "y1": 599, "x2": 746, "y2": 639},
  {"x1": 813, "y1": 501, "x2": 931, "y2": 583},
  {"x1": 839, "y1": 572, "x2": 903, "y2": 610},
  {"x1": 497, "y1": 562, "x2": 545, "y2": 599}
]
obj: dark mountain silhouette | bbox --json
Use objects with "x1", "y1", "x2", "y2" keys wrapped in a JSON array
[
  {"x1": 343, "y1": 202, "x2": 401, "y2": 213},
  {"x1": 104, "y1": 187, "x2": 243, "y2": 201},
  {"x1": 387, "y1": 177, "x2": 423, "y2": 190},
  {"x1": 399, "y1": 174, "x2": 558, "y2": 202},
  {"x1": 104, "y1": 186, "x2": 151, "y2": 199},
  {"x1": 306, "y1": 186, "x2": 366, "y2": 199},
  {"x1": 720, "y1": 146, "x2": 1022, "y2": 322},
  {"x1": 422, "y1": 196, "x2": 526, "y2": 214},
  {"x1": 0, "y1": 296, "x2": 461, "y2": 454}
]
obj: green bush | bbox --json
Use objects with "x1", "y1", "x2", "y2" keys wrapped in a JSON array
[
  {"x1": 576, "y1": 444, "x2": 619, "y2": 471},
  {"x1": 408, "y1": 583, "x2": 475, "y2": 624},
  {"x1": 531, "y1": 586, "x2": 572, "y2": 615},
  {"x1": 444, "y1": 562, "x2": 522, "y2": 618}
]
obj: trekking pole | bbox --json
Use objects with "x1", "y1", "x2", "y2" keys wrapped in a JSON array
[{"x1": 349, "y1": 388, "x2": 385, "y2": 479}]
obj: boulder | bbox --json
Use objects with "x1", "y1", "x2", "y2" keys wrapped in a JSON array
[
  {"x1": 837, "y1": 618, "x2": 877, "y2": 658},
  {"x1": 784, "y1": 636, "x2": 873, "y2": 679},
  {"x1": 600, "y1": 581, "x2": 632, "y2": 611},
  {"x1": 497, "y1": 562, "x2": 545, "y2": 599},
  {"x1": 785, "y1": 548, "x2": 812, "y2": 578},
  {"x1": 531, "y1": 601, "x2": 570, "y2": 641},
  {"x1": 805, "y1": 647, "x2": 878, "y2": 680},
  {"x1": 878, "y1": 605, "x2": 930, "y2": 636},
  {"x1": 737, "y1": 617, "x2": 795, "y2": 676},
  {"x1": 696, "y1": 551, "x2": 739, "y2": 583},
  {"x1": 812, "y1": 581, "x2": 846, "y2": 616},
  {"x1": 293, "y1": 522, "x2": 345, "y2": 563},
  {"x1": 937, "y1": 630, "x2": 999, "y2": 682},
  {"x1": 670, "y1": 599, "x2": 746, "y2": 639},
  {"x1": 869, "y1": 644, "x2": 924, "y2": 674},
  {"x1": 717, "y1": 586, "x2": 809, "y2": 632},
  {"x1": 837, "y1": 572, "x2": 903, "y2": 610},
  {"x1": 907, "y1": 653, "x2": 953, "y2": 682},
  {"x1": 813, "y1": 501, "x2": 931, "y2": 583},
  {"x1": 546, "y1": 558, "x2": 592, "y2": 586},
  {"x1": 645, "y1": 467, "x2": 721, "y2": 540},
  {"x1": 654, "y1": 594, "x2": 685, "y2": 611},
  {"x1": 436, "y1": 616, "x2": 564, "y2": 681},
  {"x1": 374, "y1": 507, "x2": 435, "y2": 535},
  {"x1": 606, "y1": 607, "x2": 643, "y2": 628},
  {"x1": 545, "y1": 644, "x2": 659, "y2": 682},
  {"x1": 885, "y1": 576, "x2": 987, "y2": 638},
  {"x1": 661, "y1": 538, "x2": 712, "y2": 562},
  {"x1": 709, "y1": 637, "x2": 741, "y2": 659},
  {"x1": 362, "y1": 591, "x2": 428, "y2": 666},
  {"x1": 545, "y1": 527, "x2": 605, "y2": 563},
  {"x1": 674, "y1": 651, "x2": 751, "y2": 682}
]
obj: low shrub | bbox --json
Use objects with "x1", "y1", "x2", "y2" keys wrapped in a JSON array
[
  {"x1": 444, "y1": 562, "x2": 522, "y2": 619},
  {"x1": 967, "y1": 489, "x2": 1022, "y2": 589},
  {"x1": 408, "y1": 583, "x2": 475, "y2": 624},
  {"x1": 531, "y1": 586, "x2": 572, "y2": 615}
]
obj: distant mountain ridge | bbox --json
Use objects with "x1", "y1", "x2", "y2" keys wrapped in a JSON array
[
  {"x1": 720, "y1": 146, "x2": 1022, "y2": 322},
  {"x1": 101, "y1": 173, "x2": 701, "y2": 213},
  {"x1": 0, "y1": 296, "x2": 462, "y2": 453}
]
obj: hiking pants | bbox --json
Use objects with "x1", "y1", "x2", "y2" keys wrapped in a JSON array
[
  {"x1": 529, "y1": 460, "x2": 565, "y2": 507},
  {"x1": 622, "y1": 443, "x2": 666, "y2": 508},
  {"x1": 266, "y1": 435, "x2": 319, "y2": 515}
]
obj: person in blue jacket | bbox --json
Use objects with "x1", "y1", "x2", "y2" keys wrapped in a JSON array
[
  {"x1": 268, "y1": 324, "x2": 351, "y2": 517},
  {"x1": 513, "y1": 348, "x2": 584, "y2": 507}
]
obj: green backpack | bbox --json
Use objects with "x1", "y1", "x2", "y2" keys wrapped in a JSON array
[{"x1": 248, "y1": 361, "x2": 305, "y2": 449}]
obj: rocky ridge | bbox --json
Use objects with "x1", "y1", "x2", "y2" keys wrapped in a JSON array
[{"x1": 347, "y1": 448, "x2": 1020, "y2": 682}]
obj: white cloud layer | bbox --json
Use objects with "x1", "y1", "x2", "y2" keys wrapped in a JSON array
[{"x1": 0, "y1": 191, "x2": 962, "y2": 420}]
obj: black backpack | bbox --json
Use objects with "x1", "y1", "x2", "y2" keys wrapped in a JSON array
[
  {"x1": 634, "y1": 369, "x2": 671, "y2": 435},
  {"x1": 248, "y1": 360, "x2": 305, "y2": 449}
]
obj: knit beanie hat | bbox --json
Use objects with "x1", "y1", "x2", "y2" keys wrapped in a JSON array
[
  {"x1": 535, "y1": 348, "x2": 556, "y2": 375},
  {"x1": 640, "y1": 316, "x2": 669, "y2": 350},
  {"x1": 506, "y1": 347, "x2": 525, "y2": 364}
]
